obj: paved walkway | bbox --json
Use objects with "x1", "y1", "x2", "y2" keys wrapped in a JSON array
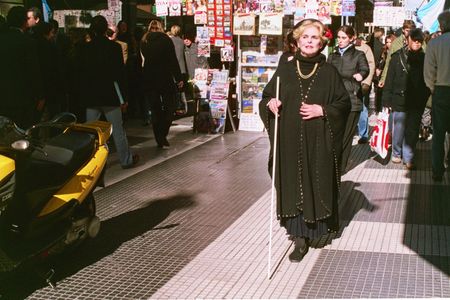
[{"x1": 1, "y1": 117, "x2": 449, "y2": 299}]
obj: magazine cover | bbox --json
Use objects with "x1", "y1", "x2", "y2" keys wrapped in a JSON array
[
  {"x1": 233, "y1": 14, "x2": 256, "y2": 35},
  {"x1": 259, "y1": 13, "x2": 283, "y2": 35}
]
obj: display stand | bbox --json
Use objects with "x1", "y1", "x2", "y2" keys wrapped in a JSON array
[{"x1": 236, "y1": 34, "x2": 282, "y2": 132}]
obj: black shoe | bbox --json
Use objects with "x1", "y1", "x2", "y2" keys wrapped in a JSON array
[
  {"x1": 289, "y1": 238, "x2": 309, "y2": 262},
  {"x1": 358, "y1": 137, "x2": 369, "y2": 144}
]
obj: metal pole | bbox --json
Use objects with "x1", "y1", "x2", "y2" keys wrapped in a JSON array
[{"x1": 268, "y1": 76, "x2": 280, "y2": 279}]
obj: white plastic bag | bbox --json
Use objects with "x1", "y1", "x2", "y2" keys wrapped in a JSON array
[{"x1": 370, "y1": 108, "x2": 390, "y2": 159}]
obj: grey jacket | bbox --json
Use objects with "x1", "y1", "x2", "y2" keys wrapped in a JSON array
[
  {"x1": 424, "y1": 32, "x2": 450, "y2": 92},
  {"x1": 184, "y1": 43, "x2": 209, "y2": 79},
  {"x1": 171, "y1": 35, "x2": 187, "y2": 74}
]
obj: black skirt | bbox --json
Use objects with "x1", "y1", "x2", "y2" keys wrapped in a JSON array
[{"x1": 280, "y1": 212, "x2": 338, "y2": 240}]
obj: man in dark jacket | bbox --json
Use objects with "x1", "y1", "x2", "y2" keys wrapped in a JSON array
[
  {"x1": 141, "y1": 20, "x2": 183, "y2": 149},
  {"x1": 424, "y1": 11, "x2": 450, "y2": 181},
  {"x1": 78, "y1": 15, "x2": 138, "y2": 169},
  {"x1": 0, "y1": 6, "x2": 44, "y2": 128},
  {"x1": 383, "y1": 28, "x2": 429, "y2": 170}
]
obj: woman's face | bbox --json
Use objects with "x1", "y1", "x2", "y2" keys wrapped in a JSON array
[
  {"x1": 337, "y1": 30, "x2": 353, "y2": 48},
  {"x1": 385, "y1": 38, "x2": 392, "y2": 49},
  {"x1": 297, "y1": 26, "x2": 322, "y2": 57}
]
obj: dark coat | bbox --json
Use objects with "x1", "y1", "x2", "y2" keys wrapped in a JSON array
[
  {"x1": 77, "y1": 36, "x2": 125, "y2": 108},
  {"x1": 0, "y1": 28, "x2": 43, "y2": 112},
  {"x1": 36, "y1": 36, "x2": 64, "y2": 105},
  {"x1": 327, "y1": 45, "x2": 369, "y2": 112},
  {"x1": 140, "y1": 32, "x2": 182, "y2": 94},
  {"x1": 382, "y1": 47, "x2": 430, "y2": 112},
  {"x1": 259, "y1": 54, "x2": 351, "y2": 225}
]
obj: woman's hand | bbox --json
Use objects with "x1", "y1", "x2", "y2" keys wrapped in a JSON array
[
  {"x1": 300, "y1": 103, "x2": 323, "y2": 120},
  {"x1": 267, "y1": 98, "x2": 282, "y2": 115},
  {"x1": 353, "y1": 73, "x2": 363, "y2": 82}
]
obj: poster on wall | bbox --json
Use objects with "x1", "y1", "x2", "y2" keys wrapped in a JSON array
[
  {"x1": 183, "y1": 0, "x2": 195, "y2": 15},
  {"x1": 373, "y1": 7, "x2": 406, "y2": 26},
  {"x1": 330, "y1": 0, "x2": 342, "y2": 16},
  {"x1": 305, "y1": 0, "x2": 320, "y2": 18},
  {"x1": 198, "y1": 41, "x2": 211, "y2": 57},
  {"x1": 318, "y1": 0, "x2": 331, "y2": 24},
  {"x1": 342, "y1": 0, "x2": 355, "y2": 16},
  {"x1": 284, "y1": 0, "x2": 297, "y2": 14},
  {"x1": 155, "y1": 0, "x2": 169, "y2": 16},
  {"x1": 53, "y1": 0, "x2": 122, "y2": 28},
  {"x1": 194, "y1": 10, "x2": 207, "y2": 24},
  {"x1": 259, "y1": 13, "x2": 283, "y2": 35},
  {"x1": 235, "y1": 0, "x2": 260, "y2": 13},
  {"x1": 233, "y1": 13, "x2": 256, "y2": 35},
  {"x1": 221, "y1": 47, "x2": 234, "y2": 61},
  {"x1": 169, "y1": 0, "x2": 182, "y2": 16}
]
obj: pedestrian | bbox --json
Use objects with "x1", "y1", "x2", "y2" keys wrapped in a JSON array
[
  {"x1": 374, "y1": 33, "x2": 396, "y2": 113},
  {"x1": 0, "y1": 6, "x2": 44, "y2": 128},
  {"x1": 382, "y1": 28, "x2": 430, "y2": 170},
  {"x1": 170, "y1": 24, "x2": 188, "y2": 114},
  {"x1": 34, "y1": 21, "x2": 65, "y2": 120},
  {"x1": 77, "y1": 15, "x2": 139, "y2": 169},
  {"x1": 354, "y1": 35, "x2": 375, "y2": 144},
  {"x1": 140, "y1": 19, "x2": 183, "y2": 149},
  {"x1": 424, "y1": 10, "x2": 450, "y2": 182},
  {"x1": 379, "y1": 20, "x2": 416, "y2": 88},
  {"x1": 183, "y1": 32, "x2": 209, "y2": 100},
  {"x1": 260, "y1": 19, "x2": 351, "y2": 262},
  {"x1": 327, "y1": 25, "x2": 369, "y2": 173}
]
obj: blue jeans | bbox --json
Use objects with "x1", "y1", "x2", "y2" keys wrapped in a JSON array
[
  {"x1": 86, "y1": 106, "x2": 134, "y2": 168},
  {"x1": 392, "y1": 110, "x2": 422, "y2": 163},
  {"x1": 358, "y1": 104, "x2": 369, "y2": 139},
  {"x1": 432, "y1": 86, "x2": 450, "y2": 176}
]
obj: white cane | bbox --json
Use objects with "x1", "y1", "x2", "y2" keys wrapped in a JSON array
[{"x1": 268, "y1": 76, "x2": 280, "y2": 279}]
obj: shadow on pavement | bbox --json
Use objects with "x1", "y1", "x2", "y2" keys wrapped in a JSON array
[
  {"x1": 312, "y1": 181, "x2": 378, "y2": 248},
  {"x1": 403, "y1": 144, "x2": 450, "y2": 276},
  {"x1": 0, "y1": 194, "x2": 196, "y2": 300}
]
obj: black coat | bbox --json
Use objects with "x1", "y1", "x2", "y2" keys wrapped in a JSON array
[
  {"x1": 327, "y1": 45, "x2": 369, "y2": 112},
  {"x1": 382, "y1": 48, "x2": 430, "y2": 112},
  {"x1": 140, "y1": 32, "x2": 182, "y2": 94},
  {"x1": 259, "y1": 54, "x2": 351, "y2": 224},
  {"x1": 77, "y1": 36, "x2": 125, "y2": 108},
  {"x1": 0, "y1": 28, "x2": 43, "y2": 111}
]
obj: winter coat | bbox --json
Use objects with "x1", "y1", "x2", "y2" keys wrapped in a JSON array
[
  {"x1": 382, "y1": 47, "x2": 430, "y2": 112},
  {"x1": 77, "y1": 36, "x2": 126, "y2": 108},
  {"x1": 141, "y1": 32, "x2": 182, "y2": 94},
  {"x1": 327, "y1": 45, "x2": 370, "y2": 111}
]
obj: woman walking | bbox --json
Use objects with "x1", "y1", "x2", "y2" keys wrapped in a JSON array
[{"x1": 328, "y1": 26, "x2": 369, "y2": 174}]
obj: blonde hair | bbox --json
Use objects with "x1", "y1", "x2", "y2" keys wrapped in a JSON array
[
  {"x1": 148, "y1": 19, "x2": 164, "y2": 33},
  {"x1": 171, "y1": 24, "x2": 181, "y2": 37},
  {"x1": 141, "y1": 19, "x2": 164, "y2": 45},
  {"x1": 292, "y1": 19, "x2": 327, "y2": 47}
]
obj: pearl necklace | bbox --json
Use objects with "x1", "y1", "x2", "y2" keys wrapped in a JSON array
[{"x1": 296, "y1": 60, "x2": 319, "y2": 79}]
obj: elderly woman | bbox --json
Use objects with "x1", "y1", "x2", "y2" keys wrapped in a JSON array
[{"x1": 260, "y1": 19, "x2": 351, "y2": 262}]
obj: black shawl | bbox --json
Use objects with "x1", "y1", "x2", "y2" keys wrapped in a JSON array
[{"x1": 259, "y1": 53, "x2": 351, "y2": 223}]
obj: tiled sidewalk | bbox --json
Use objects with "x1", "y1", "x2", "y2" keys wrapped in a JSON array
[{"x1": 5, "y1": 121, "x2": 449, "y2": 299}]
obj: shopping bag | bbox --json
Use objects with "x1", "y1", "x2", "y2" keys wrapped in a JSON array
[{"x1": 369, "y1": 108, "x2": 390, "y2": 159}]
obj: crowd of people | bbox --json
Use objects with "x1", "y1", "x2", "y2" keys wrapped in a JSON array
[
  {"x1": 260, "y1": 11, "x2": 450, "y2": 263},
  {"x1": 0, "y1": 6, "x2": 210, "y2": 167}
]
